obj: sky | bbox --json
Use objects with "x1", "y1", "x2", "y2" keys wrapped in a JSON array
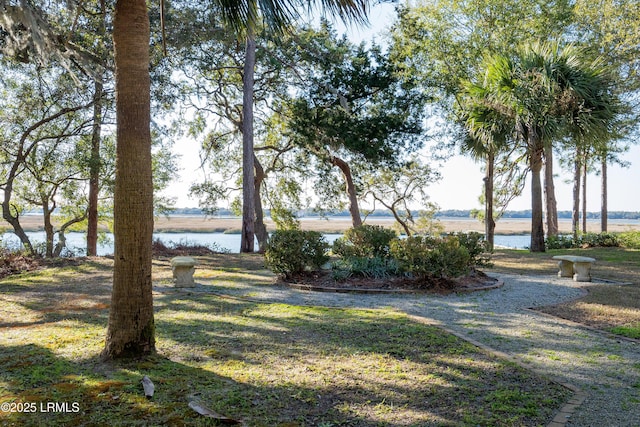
[{"x1": 160, "y1": 3, "x2": 640, "y2": 213}]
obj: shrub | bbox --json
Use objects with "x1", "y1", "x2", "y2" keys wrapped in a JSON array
[
  {"x1": 578, "y1": 232, "x2": 620, "y2": 248},
  {"x1": 545, "y1": 235, "x2": 576, "y2": 250},
  {"x1": 449, "y1": 232, "x2": 493, "y2": 267},
  {"x1": 331, "y1": 256, "x2": 400, "y2": 280},
  {"x1": 619, "y1": 231, "x2": 640, "y2": 249},
  {"x1": 265, "y1": 230, "x2": 330, "y2": 278},
  {"x1": 390, "y1": 235, "x2": 470, "y2": 279},
  {"x1": 546, "y1": 232, "x2": 622, "y2": 249},
  {"x1": 332, "y1": 225, "x2": 397, "y2": 259}
]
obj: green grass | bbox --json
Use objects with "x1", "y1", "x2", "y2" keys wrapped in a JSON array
[
  {"x1": 0, "y1": 258, "x2": 570, "y2": 426},
  {"x1": 610, "y1": 324, "x2": 640, "y2": 339}
]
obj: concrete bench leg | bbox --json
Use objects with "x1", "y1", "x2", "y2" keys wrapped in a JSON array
[
  {"x1": 557, "y1": 260, "x2": 574, "y2": 278},
  {"x1": 572, "y1": 262, "x2": 592, "y2": 282},
  {"x1": 173, "y1": 265, "x2": 195, "y2": 287}
]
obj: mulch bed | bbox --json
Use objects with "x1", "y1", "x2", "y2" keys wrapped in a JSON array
[{"x1": 281, "y1": 269, "x2": 501, "y2": 294}]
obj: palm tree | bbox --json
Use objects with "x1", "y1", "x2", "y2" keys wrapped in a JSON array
[
  {"x1": 459, "y1": 81, "x2": 514, "y2": 251},
  {"x1": 102, "y1": 0, "x2": 369, "y2": 358},
  {"x1": 0, "y1": 0, "x2": 369, "y2": 357},
  {"x1": 102, "y1": 0, "x2": 156, "y2": 359},
  {"x1": 470, "y1": 42, "x2": 618, "y2": 252}
]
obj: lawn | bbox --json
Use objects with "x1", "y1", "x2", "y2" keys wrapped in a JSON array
[
  {"x1": 491, "y1": 247, "x2": 640, "y2": 340},
  {"x1": 0, "y1": 255, "x2": 570, "y2": 426}
]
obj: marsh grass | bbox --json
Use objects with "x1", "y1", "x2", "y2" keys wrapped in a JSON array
[
  {"x1": 0, "y1": 256, "x2": 569, "y2": 426},
  {"x1": 492, "y1": 248, "x2": 640, "y2": 340}
]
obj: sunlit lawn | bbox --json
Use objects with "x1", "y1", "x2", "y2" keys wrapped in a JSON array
[{"x1": 0, "y1": 256, "x2": 569, "y2": 426}]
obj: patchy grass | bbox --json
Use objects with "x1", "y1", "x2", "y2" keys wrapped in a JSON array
[
  {"x1": 0, "y1": 257, "x2": 570, "y2": 426},
  {"x1": 492, "y1": 248, "x2": 640, "y2": 340}
]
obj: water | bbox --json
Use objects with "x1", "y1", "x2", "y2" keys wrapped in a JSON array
[{"x1": 1, "y1": 231, "x2": 529, "y2": 255}]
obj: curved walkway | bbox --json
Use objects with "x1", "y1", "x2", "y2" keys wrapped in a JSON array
[{"x1": 199, "y1": 273, "x2": 640, "y2": 426}]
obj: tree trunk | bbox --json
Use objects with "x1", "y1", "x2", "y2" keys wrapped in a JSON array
[
  {"x1": 240, "y1": 35, "x2": 256, "y2": 253},
  {"x1": 102, "y1": 0, "x2": 155, "y2": 359},
  {"x1": 54, "y1": 214, "x2": 87, "y2": 257},
  {"x1": 572, "y1": 147, "x2": 581, "y2": 240},
  {"x1": 601, "y1": 155, "x2": 607, "y2": 232},
  {"x1": 2, "y1": 161, "x2": 35, "y2": 255},
  {"x1": 484, "y1": 151, "x2": 495, "y2": 251},
  {"x1": 43, "y1": 199, "x2": 54, "y2": 258},
  {"x1": 254, "y1": 155, "x2": 268, "y2": 253},
  {"x1": 87, "y1": 0, "x2": 106, "y2": 257},
  {"x1": 543, "y1": 145, "x2": 558, "y2": 237},
  {"x1": 529, "y1": 135, "x2": 545, "y2": 252},
  {"x1": 331, "y1": 156, "x2": 362, "y2": 227},
  {"x1": 87, "y1": 78, "x2": 103, "y2": 256},
  {"x1": 582, "y1": 159, "x2": 587, "y2": 233}
]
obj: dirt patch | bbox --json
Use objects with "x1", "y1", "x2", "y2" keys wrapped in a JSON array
[{"x1": 281, "y1": 269, "x2": 500, "y2": 294}]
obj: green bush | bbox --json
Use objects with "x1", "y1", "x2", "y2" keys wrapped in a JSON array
[
  {"x1": 449, "y1": 232, "x2": 493, "y2": 267},
  {"x1": 390, "y1": 235, "x2": 470, "y2": 279},
  {"x1": 619, "y1": 231, "x2": 640, "y2": 249},
  {"x1": 545, "y1": 235, "x2": 576, "y2": 250},
  {"x1": 546, "y1": 232, "x2": 622, "y2": 249},
  {"x1": 331, "y1": 256, "x2": 400, "y2": 280},
  {"x1": 578, "y1": 232, "x2": 620, "y2": 248},
  {"x1": 332, "y1": 225, "x2": 397, "y2": 259},
  {"x1": 265, "y1": 230, "x2": 330, "y2": 278}
]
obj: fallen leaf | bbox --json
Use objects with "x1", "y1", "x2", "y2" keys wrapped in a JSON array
[{"x1": 188, "y1": 400, "x2": 241, "y2": 425}]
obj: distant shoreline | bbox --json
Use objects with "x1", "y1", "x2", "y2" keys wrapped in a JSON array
[{"x1": 3, "y1": 215, "x2": 639, "y2": 235}]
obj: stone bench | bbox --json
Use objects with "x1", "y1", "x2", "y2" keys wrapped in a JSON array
[
  {"x1": 552, "y1": 255, "x2": 596, "y2": 282},
  {"x1": 171, "y1": 256, "x2": 197, "y2": 287}
]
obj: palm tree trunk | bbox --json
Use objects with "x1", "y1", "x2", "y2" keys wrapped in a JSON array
[
  {"x1": 331, "y1": 155, "x2": 362, "y2": 227},
  {"x1": 572, "y1": 147, "x2": 581, "y2": 240},
  {"x1": 240, "y1": 34, "x2": 256, "y2": 253},
  {"x1": 543, "y1": 145, "x2": 558, "y2": 237},
  {"x1": 103, "y1": 0, "x2": 155, "y2": 359},
  {"x1": 484, "y1": 151, "x2": 495, "y2": 251},
  {"x1": 601, "y1": 155, "x2": 607, "y2": 232},
  {"x1": 529, "y1": 135, "x2": 545, "y2": 252}
]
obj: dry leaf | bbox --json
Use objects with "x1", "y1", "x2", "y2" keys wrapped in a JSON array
[{"x1": 188, "y1": 400, "x2": 241, "y2": 425}]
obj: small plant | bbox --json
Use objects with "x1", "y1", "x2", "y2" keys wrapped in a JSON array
[
  {"x1": 332, "y1": 225, "x2": 397, "y2": 259},
  {"x1": 331, "y1": 256, "x2": 400, "y2": 280},
  {"x1": 390, "y1": 235, "x2": 470, "y2": 279},
  {"x1": 265, "y1": 230, "x2": 330, "y2": 278}
]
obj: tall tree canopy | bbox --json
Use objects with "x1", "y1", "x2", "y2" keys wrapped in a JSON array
[{"x1": 464, "y1": 41, "x2": 620, "y2": 251}]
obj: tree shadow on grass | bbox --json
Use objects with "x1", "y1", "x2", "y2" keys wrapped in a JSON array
[
  {"x1": 152, "y1": 292, "x2": 570, "y2": 426},
  {"x1": 0, "y1": 341, "x2": 471, "y2": 426}
]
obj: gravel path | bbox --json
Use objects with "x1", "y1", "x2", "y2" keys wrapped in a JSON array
[{"x1": 194, "y1": 273, "x2": 640, "y2": 426}]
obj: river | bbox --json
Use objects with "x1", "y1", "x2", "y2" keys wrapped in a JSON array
[{"x1": 1, "y1": 231, "x2": 533, "y2": 256}]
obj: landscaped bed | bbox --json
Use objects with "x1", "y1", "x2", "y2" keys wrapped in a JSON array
[{"x1": 0, "y1": 255, "x2": 570, "y2": 426}]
